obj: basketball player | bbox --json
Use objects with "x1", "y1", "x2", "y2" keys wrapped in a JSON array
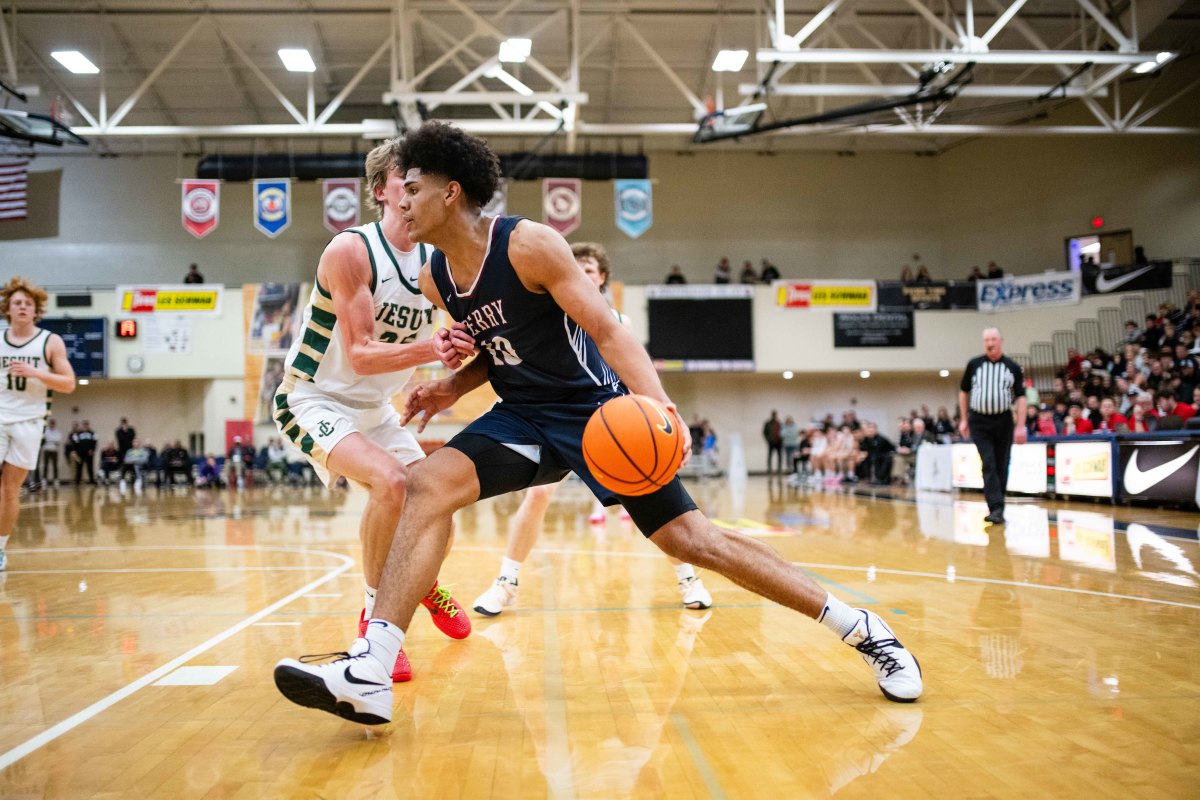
[
  {"x1": 274, "y1": 122, "x2": 922, "y2": 724},
  {"x1": 273, "y1": 138, "x2": 477, "y2": 681},
  {"x1": 471, "y1": 242, "x2": 712, "y2": 616},
  {"x1": 0, "y1": 278, "x2": 77, "y2": 571}
]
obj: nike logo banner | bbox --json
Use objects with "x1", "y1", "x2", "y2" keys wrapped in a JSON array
[
  {"x1": 1118, "y1": 441, "x2": 1200, "y2": 503},
  {"x1": 1082, "y1": 261, "x2": 1173, "y2": 295}
]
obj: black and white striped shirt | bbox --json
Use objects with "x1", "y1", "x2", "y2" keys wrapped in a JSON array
[{"x1": 961, "y1": 355, "x2": 1024, "y2": 415}]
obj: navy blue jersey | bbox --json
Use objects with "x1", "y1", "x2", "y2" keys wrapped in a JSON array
[{"x1": 429, "y1": 216, "x2": 624, "y2": 404}]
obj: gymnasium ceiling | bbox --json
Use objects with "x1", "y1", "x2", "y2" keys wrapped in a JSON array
[{"x1": 0, "y1": 0, "x2": 1198, "y2": 155}]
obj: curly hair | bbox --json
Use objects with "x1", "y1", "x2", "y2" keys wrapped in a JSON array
[
  {"x1": 571, "y1": 242, "x2": 612, "y2": 290},
  {"x1": 364, "y1": 137, "x2": 404, "y2": 219},
  {"x1": 398, "y1": 121, "x2": 502, "y2": 209},
  {"x1": 0, "y1": 276, "x2": 48, "y2": 323}
]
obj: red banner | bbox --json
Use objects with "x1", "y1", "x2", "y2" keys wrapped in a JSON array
[
  {"x1": 181, "y1": 179, "x2": 220, "y2": 238},
  {"x1": 542, "y1": 178, "x2": 581, "y2": 237},
  {"x1": 322, "y1": 178, "x2": 360, "y2": 234}
]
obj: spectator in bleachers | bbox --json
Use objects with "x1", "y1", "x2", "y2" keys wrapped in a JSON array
[
  {"x1": 267, "y1": 438, "x2": 288, "y2": 484},
  {"x1": 196, "y1": 456, "x2": 224, "y2": 488},
  {"x1": 1029, "y1": 404, "x2": 1061, "y2": 437},
  {"x1": 184, "y1": 263, "x2": 205, "y2": 284},
  {"x1": 1134, "y1": 246, "x2": 1149, "y2": 266},
  {"x1": 226, "y1": 436, "x2": 254, "y2": 489},
  {"x1": 1178, "y1": 362, "x2": 1197, "y2": 400},
  {"x1": 967, "y1": 266, "x2": 985, "y2": 282},
  {"x1": 739, "y1": 261, "x2": 758, "y2": 285},
  {"x1": 1063, "y1": 348, "x2": 1085, "y2": 380},
  {"x1": 759, "y1": 259, "x2": 780, "y2": 283},
  {"x1": 856, "y1": 422, "x2": 895, "y2": 485},
  {"x1": 899, "y1": 266, "x2": 915, "y2": 284},
  {"x1": 780, "y1": 416, "x2": 801, "y2": 474},
  {"x1": 713, "y1": 257, "x2": 732, "y2": 284},
  {"x1": 1123, "y1": 320, "x2": 1141, "y2": 345},
  {"x1": 665, "y1": 265, "x2": 687, "y2": 284},
  {"x1": 99, "y1": 441, "x2": 121, "y2": 484},
  {"x1": 1128, "y1": 401, "x2": 1156, "y2": 433},
  {"x1": 1094, "y1": 397, "x2": 1127, "y2": 432},
  {"x1": 114, "y1": 418, "x2": 136, "y2": 467},
  {"x1": 1063, "y1": 401, "x2": 1094, "y2": 434},
  {"x1": 162, "y1": 440, "x2": 192, "y2": 486},
  {"x1": 1141, "y1": 314, "x2": 1165, "y2": 351},
  {"x1": 121, "y1": 438, "x2": 151, "y2": 489},
  {"x1": 762, "y1": 410, "x2": 783, "y2": 474},
  {"x1": 914, "y1": 266, "x2": 933, "y2": 285},
  {"x1": 1157, "y1": 394, "x2": 1195, "y2": 425},
  {"x1": 934, "y1": 407, "x2": 955, "y2": 442},
  {"x1": 840, "y1": 409, "x2": 861, "y2": 431},
  {"x1": 986, "y1": 261, "x2": 1004, "y2": 279}
]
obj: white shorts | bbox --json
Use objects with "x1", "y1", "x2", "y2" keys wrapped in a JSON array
[
  {"x1": 275, "y1": 393, "x2": 424, "y2": 487},
  {"x1": 0, "y1": 418, "x2": 45, "y2": 471}
]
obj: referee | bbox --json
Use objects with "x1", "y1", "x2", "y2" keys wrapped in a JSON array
[{"x1": 958, "y1": 327, "x2": 1027, "y2": 525}]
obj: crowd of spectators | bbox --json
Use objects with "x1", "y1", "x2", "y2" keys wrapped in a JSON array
[{"x1": 663, "y1": 257, "x2": 782, "y2": 285}]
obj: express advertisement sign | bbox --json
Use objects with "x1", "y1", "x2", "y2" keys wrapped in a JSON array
[{"x1": 976, "y1": 271, "x2": 1081, "y2": 313}]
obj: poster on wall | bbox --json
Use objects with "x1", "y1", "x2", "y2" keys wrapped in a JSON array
[
  {"x1": 141, "y1": 315, "x2": 193, "y2": 354},
  {"x1": 247, "y1": 283, "x2": 304, "y2": 354},
  {"x1": 255, "y1": 356, "x2": 286, "y2": 424},
  {"x1": 833, "y1": 312, "x2": 914, "y2": 348}
]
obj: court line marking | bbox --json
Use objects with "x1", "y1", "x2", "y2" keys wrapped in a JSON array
[
  {"x1": 670, "y1": 713, "x2": 728, "y2": 800},
  {"x1": 540, "y1": 562, "x2": 575, "y2": 800},
  {"x1": 0, "y1": 545, "x2": 354, "y2": 772},
  {"x1": 800, "y1": 568, "x2": 879, "y2": 604},
  {"x1": 6, "y1": 567, "x2": 334, "y2": 574}
]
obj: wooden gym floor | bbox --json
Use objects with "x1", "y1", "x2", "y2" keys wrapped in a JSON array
[{"x1": 1, "y1": 477, "x2": 1197, "y2": 799}]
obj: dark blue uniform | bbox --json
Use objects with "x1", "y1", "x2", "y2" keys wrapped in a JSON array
[{"x1": 429, "y1": 215, "x2": 697, "y2": 535}]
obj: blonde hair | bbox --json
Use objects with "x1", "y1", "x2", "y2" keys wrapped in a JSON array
[
  {"x1": 571, "y1": 242, "x2": 612, "y2": 290},
  {"x1": 364, "y1": 137, "x2": 405, "y2": 219},
  {"x1": 0, "y1": 276, "x2": 48, "y2": 323}
]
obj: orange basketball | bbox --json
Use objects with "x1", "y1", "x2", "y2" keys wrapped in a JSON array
[{"x1": 582, "y1": 394, "x2": 685, "y2": 496}]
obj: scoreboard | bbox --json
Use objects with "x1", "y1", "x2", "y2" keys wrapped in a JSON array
[{"x1": 39, "y1": 317, "x2": 108, "y2": 378}]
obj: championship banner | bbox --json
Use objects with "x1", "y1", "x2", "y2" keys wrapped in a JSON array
[
  {"x1": 976, "y1": 270, "x2": 1081, "y2": 313},
  {"x1": 321, "y1": 178, "x2": 360, "y2": 234},
  {"x1": 482, "y1": 179, "x2": 509, "y2": 217},
  {"x1": 253, "y1": 178, "x2": 291, "y2": 238},
  {"x1": 1117, "y1": 438, "x2": 1200, "y2": 505},
  {"x1": 117, "y1": 284, "x2": 223, "y2": 315},
  {"x1": 774, "y1": 280, "x2": 876, "y2": 312},
  {"x1": 1081, "y1": 261, "x2": 1173, "y2": 296},
  {"x1": 543, "y1": 178, "x2": 581, "y2": 236},
  {"x1": 614, "y1": 179, "x2": 652, "y2": 239},
  {"x1": 876, "y1": 280, "x2": 978, "y2": 311},
  {"x1": 181, "y1": 179, "x2": 220, "y2": 239}
]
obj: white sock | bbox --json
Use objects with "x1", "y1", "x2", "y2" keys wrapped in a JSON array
[
  {"x1": 362, "y1": 618, "x2": 405, "y2": 673},
  {"x1": 363, "y1": 585, "x2": 377, "y2": 618},
  {"x1": 499, "y1": 557, "x2": 522, "y2": 584},
  {"x1": 674, "y1": 563, "x2": 696, "y2": 582},
  {"x1": 817, "y1": 593, "x2": 860, "y2": 639},
  {"x1": 0, "y1": 534, "x2": 8, "y2": 551}
]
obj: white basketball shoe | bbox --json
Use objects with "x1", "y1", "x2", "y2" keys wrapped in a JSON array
[
  {"x1": 472, "y1": 577, "x2": 519, "y2": 617},
  {"x1": 678, "y1": 576, "x2": 713, "y2": 610},
  {"x1": 274, "y1": 639, "x2": 394, "y2": 724},
  {"x1": 843, "y1": 609, "x2": 923, "y2": 703}
]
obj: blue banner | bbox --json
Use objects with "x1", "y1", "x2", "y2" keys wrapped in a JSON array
[
  {"x1": 253, "y1": 178, "x2": 291, "y2": 238},
  {"x1": 614, "y1": 179, "x2": 652, "y2": 239}
]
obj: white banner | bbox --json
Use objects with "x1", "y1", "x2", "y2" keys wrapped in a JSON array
[{"x1": 976, "y1": 270, "x2": 1081, "y2": 313}]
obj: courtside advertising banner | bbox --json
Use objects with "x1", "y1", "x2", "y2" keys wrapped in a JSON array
[
  {"x1": 774, "y1": 280, "x2": 876, "y2": 312},
  {"x1": 253, "y1": 178, "x2": 291, "y2": 238},
  {"x1": 321, "y1": 178, "x2": 360, "y2": 234},
  {"x1": 542, "y1": 178, "x2": 581, "y2": 236},
  {"x1": 181, "y1": 179, "x2": 220, "y2": 238},
  {"x1": 1117, "y1": 438, "x2": 1200, "y2": 504},
  {"x1": 614, "y1": 179, "x2": 653, "y2": 238},
  {"x1": 976, "y1": 270, "x2": 1081, "y2": 313},
  {"x1": 1055, "y1": 440, "x2": 1116, "y2": 498},
  {"x1": 950, "y1": 443, "x2": 1047, "y2": 493},
  {"x1": 117, "y1": 285, "x2": 223, "y2": 315}
]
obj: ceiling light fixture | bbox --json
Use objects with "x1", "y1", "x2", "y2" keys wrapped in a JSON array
[
  {"x1": 499, "y1": 38, "x2": 532, "y2": 63},
  {"x1": 278, "y1": 48, "x2": 316, "y2": 73},
  {"x1": 51, "y1": 50, "x2": 99, "y2": 74},
  {"x1": 1133, "y1": 51, "x2": 1174, "y2": 74},
  {"x1": 712, "y1": 49, "x2": 749, "y2": 72}
]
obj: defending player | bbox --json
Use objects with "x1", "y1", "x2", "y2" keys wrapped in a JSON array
[
  {"x1": 0, "y1": 278, "x2": 77, "y2": 571},
  {"x1": 273, "y1": 138, "x2": 477, "y2": 681},
  {"x1": 274, "y1": 122, "x2": 922, "y2": 723}
]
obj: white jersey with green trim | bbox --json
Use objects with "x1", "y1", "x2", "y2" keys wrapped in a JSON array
[
  {"x1": 279, "y1": 221, "x2": 437, "y2": 407},
  {"x1": 0, "y1": 328, "x2": 52, "y2": 423}
]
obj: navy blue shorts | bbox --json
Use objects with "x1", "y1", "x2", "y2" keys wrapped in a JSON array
[{"x1": 446, "y1": 401, "x2": 697, "y2": 537}]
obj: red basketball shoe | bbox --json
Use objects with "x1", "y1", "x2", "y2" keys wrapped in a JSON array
[
  {"x1": 358, "y1": 609, "x2": 412, "y2": 682},
  {"x1": 422, "y1": 582, "x2": 472, "y2": 639}
]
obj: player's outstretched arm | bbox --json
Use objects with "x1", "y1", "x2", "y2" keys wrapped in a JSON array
[
  {"x1": 9, "y1": 333, "x2": 76, "y2": 393},
  {"x1": 399, "y1": 355, "x2": 489, "y2": 433},
  {"x1": 508, "y1": 221, "x2": 691, "y2": 458},
  {"x1": 321, "y1": 235, "x2": 453, "y2": 374}
]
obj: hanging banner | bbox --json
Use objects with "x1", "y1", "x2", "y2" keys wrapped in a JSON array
[
  {"x1": 976, "y1": 270, "x2": 1081, "y2": 313},
  {"x1": 116, "y1": 284, "x2": 223, "y2": 315},
  {"x1": 876, "y1": 280, "x2": 979, "y2": 311},
  {"x1": 614, "y1": 179, "x2": 652, "y2": 238},
  {"x1": 253, "y1": 178, "x2": 291, "y2": 238},
  {"x1": 773, "y1": 280, "x2": 877, "y2": 312},
  {"x1": 1081, "y1": 261, "x2": 1173, "y2": 296},
  {"x1": 543, "y1": 178, "x2": 581, "y2": 237},
  {"x1": 482, "y1": 179, "x2": 509, "y2": 217},
  {"x1": 181, "y1": 179, "x2": 220, "y2": 239},
  {"x1": 321, "y1": 178, "x2": 360, "y2": 234}
]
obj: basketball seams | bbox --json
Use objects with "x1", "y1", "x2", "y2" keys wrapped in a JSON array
[
  {"x1": 582, "y1": 394, "x2": 685, "y2": 497},
  {"x1": 599, "y1": 400, "x2": 657, "y2": 483}
]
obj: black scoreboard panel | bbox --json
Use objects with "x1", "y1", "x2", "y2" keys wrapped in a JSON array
[{"x1": 39, "y1": 317, "x2": 107, "y2": 378}]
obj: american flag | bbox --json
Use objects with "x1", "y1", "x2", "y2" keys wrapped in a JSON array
[{"x1": 0, "y1": 160, "x2": 29, "y2": 221}]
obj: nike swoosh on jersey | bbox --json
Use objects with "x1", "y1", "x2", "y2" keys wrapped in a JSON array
[
  {"x1": 1095, "y1": 265, "x2": 1154, "y2": 293},
  {"x1": 1123, "y1": 446, "x2": 1198, "y2": 494},
  {"x1": 343, "y1": 665, "x2": 387, "y2": 686},
  {"x1": 381, "y1": 276, "x2": 394, "y2": 283}
]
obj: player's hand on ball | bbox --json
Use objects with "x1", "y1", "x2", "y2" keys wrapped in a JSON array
[{"x1": 664, "y1": 401, "x2": 691, "y2": 467}]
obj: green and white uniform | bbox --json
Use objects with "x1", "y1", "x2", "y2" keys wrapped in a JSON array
[
  {"x1": 274, "y1": 222, "x2": 437, "y2": 484},
  {"x1": 0, "y1": 328, "x2": 52, "y2": 469}
]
